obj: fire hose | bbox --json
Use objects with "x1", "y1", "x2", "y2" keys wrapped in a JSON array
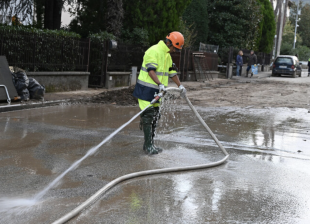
[{"x1": 52, "y1": 87, "x2": 229, "y2": 224}]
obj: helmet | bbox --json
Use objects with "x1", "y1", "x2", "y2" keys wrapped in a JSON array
[{"x1": 166, "y1": 32, "x2": 184, "y2": 50}]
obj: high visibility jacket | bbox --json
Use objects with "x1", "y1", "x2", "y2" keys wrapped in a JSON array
[{"x1": 133, "y1": 40, "x2": 177, "y2": 102}]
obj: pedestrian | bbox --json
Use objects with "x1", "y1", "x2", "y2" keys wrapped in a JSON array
[
  {"x1": 308, "y1": 58, "x2": 310, "y2": 77},
  {"x1": 133, "y1": 31, "x2": 186, "y2": 155},
  {"x1": 236, "y1": 50, "x2": 243, "y2": 76},
  {"x1": 246, "y1": 50, "x2": 257, "y2": 78}
]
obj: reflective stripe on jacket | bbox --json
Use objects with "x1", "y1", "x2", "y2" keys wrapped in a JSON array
[{"x1": 133, "y1": 40, "x2": 177, "y2": 102}]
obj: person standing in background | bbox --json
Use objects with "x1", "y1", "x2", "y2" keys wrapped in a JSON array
[
  {"x1": 246, "y1": 50, "x2": 257, "y2": 78},
  {"x1": 236, "y1": 50, "x2": 243, "y2": 76},
  {"x1": 308, "y1": 58, "x2": 310, "y2": 77}
]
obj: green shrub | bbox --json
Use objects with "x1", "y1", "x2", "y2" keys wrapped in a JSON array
[
  {"x1": 0, "y1": 25, "x2": 83, "y2": 71},
  {"x1": 89, "y1": 31, "x2": 116, "y2": 43},
  {"x1": 0, "y1": 24, "x2": 81, "y2": 38},
  {"x1": 120, "y1": 28, "x2": 150, "y2": 47}
]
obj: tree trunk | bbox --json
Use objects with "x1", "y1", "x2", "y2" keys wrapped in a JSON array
[
  {"x1": 106, "y1": 0, "x2": 123, "y2": 37},
  {"x1": 35, "y1": 0, "x2": 44, "y2": 28},
  {"x1": 44, "y1": 0, "x2": 54, "y2": 29},
  {"x1": 44, "y1": 0, "x2": 62, "y2": 30},
  {"x1": 53, "y1": 0, "x2": 62, "y2": 30}
]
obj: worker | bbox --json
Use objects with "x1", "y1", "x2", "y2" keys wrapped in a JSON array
[{"x1": 133, "y1": 31, "x2": 187, "y2": 155}]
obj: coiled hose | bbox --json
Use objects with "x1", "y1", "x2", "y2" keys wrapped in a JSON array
[{"x1": 52, "y1": 87, "x2": 229, "y2": 224}]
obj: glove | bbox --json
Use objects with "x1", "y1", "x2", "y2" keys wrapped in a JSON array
[
  {"x1": 158, "y1": 84, "x2": 165, "y2": 92},
  {"x1": 179, "y1": 85, "x2": 186, "y2": 98},
  {"x1": 172, "y1": 63, "x2": 178, "y2": 72}
]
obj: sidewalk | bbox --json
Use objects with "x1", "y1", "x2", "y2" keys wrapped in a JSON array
[
  {"x1": 231, "y1": 71, "x2": 271, "y2": 80},
  {"x1": 0, "y1": 87, "x2": 124, "y2": 113},
  {"x1": 231, "y1": 69, "x2": 310, "y2": 85}
]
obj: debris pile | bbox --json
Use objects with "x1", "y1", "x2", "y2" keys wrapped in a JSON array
[{"x1": 88, "y1": 85, "x2": 138, "y2": 106}]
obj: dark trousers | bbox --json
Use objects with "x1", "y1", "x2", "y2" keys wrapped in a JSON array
[{"x1": 246, "y1": 65, "x2": 252, "y2": 72}]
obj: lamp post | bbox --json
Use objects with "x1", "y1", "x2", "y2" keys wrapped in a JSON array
[
  {"x1": 293, "y1": 0, "x2": 301, "y2": 49},
  {"x1": 276, "y1": 0, "x2": 286, "y2": 57}
]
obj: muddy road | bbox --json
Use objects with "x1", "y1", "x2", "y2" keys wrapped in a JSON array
[{"x1": 0, "y1": 76, "x2": 310, "y2": 223}]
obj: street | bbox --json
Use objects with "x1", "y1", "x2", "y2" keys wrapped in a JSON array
[{"x1": 1, "y1": 80, "x2": 310, "y2": 223}]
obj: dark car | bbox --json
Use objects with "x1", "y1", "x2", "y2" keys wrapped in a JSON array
[{"x1": 272, "y1": 55, "x2": 302, "y2": 78}]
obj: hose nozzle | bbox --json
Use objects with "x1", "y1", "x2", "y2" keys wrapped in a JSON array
[{"x1": 150, "y1": 91, "x2": 166, "y2": 104}]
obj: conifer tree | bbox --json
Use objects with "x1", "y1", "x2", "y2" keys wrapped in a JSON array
[
  {"x1": 257, "y1": 0, "x2": 276, "y2": 53},
  {"x1": 123, "y1": 0, "x2": 191, "y2": 45},
  {"x1": 182, "y1": 0, "x2": 208, "y2": 49},
  {"x1": 206, "y1": 0, "x2": 262, "y2": 49}
]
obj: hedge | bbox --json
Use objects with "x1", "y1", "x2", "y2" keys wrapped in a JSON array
[{"x1": 0, "y1": 25, "x2": 114, "y2": 72}]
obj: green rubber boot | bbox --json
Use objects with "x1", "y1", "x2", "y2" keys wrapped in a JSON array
[
  {"x1": 143, "y1": 123, "x2": 158, "y2": 155},
  {"x1": 152, "y1": 107, "x2": 163, "y2": 153},
  {"x1": 141, "y1": 107, "x2": 159, "y2": 155}
]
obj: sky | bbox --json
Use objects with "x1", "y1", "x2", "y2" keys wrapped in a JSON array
[
  {"x1": 291, "y1": 0, "x2": 310, "y2": 4},
  {"x1": 61, "y1": 5, "x2": 72, "y2": 27}
]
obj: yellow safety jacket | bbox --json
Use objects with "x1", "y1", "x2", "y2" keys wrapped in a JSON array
[{"x1": 133, "y1": 41, "x2": 177, "y2": 107}]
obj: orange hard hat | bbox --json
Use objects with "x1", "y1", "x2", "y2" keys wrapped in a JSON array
[{"x1": 166, "y1": 32, "x2": 184, "y2": 50}]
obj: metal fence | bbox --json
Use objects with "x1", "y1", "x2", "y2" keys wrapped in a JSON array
[
  {"x1": 172, "y1": 48, "x2": 218, "y2": 81},
  {"x1": 199, "y1": 42, "x2": 219, "y2": 54},
  {"x1": 0, "y1": 31, "x2": 221, "y2": 86},
  {"x1": 0, "y1": 32, "x2": 90, "y2": 72},
  {"x1": 109, "y1": 43, "x2": 146, "y2": 71}
]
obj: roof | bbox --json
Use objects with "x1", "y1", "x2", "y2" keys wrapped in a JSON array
[{"x1": 278, "y1": 55, "x2": 296, "y2": 57}]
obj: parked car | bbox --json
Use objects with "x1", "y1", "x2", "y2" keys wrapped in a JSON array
[
  {"x1": 272, "y1": 55, "x2": 302, "y2": 78},
  {"x1": 269, "y1": 61, "x2": 274, "y2": 70},
  {"x1": 299, "y1": 61, "x2": 308, "y2": 69}
]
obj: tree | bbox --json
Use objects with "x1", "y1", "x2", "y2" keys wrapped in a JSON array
[
  {"x1": 0, "y1": 0, "x2": 34, "y2": 24},
  {"x1": 281, "y1": 20, "x2": 302, "y2": 48},
  {"x1": 178, "y1": 17, "x2": 197, "y2": 48},
  {"x1": 34, "y1": 0, "x2": 44, "y2": 28},
  {"x1": 0, "y1": 0, "x2": 76, "y2": 29},
  {"x1": 69, "y1": 1, "x2": 108, "y2": 37},
  {"x1": 44, "y1": 0, "x2": 63, "y2": 30},
  {"x1": 298, "y1": 4, "x2": 310, "y2": 48},
  {"x1": 106, "y1": 0, "x2": 123, "y2": 37},
  {"x1": 68, "y1": 0, "x2": 123, "y2": 38},
  {"x1": 206, "y1": 0, "x2": 262, "y2": 49},
  {"x1": 257, "y1": 0, "x2": 276, "y2": 53},
  {"x1": 122, "y1": 0, "x2": 191, "y2": 45},
  {"x1": 182, "y1": 0, "x2": 208, "y2": 49}
]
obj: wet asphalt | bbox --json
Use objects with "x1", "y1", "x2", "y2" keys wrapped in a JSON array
[{"x1": 0, "y1": 101, "x2": 310, "y2": 224}]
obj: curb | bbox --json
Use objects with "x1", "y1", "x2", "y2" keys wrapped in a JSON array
[{"x1": 0, "y1": 100, "x2": 66, "y2": 113}]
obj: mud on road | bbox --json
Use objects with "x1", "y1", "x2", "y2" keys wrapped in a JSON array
[
  {"x1": 62, "y1": 77, "x2": 310, "y2": 110},
  {"x1": 184, "y1": 78, "x2": 310, "y2": 109}
]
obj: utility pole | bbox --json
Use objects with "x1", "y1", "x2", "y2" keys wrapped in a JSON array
[
  {"x1": 293, "y1": 0, "x2": 300, "y2": 49},
  {"x1": 276, "y1": 0, "x2": 286, "y2": 57}
]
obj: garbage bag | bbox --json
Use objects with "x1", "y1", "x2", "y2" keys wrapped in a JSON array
[
  {"x1": 20, "y1": 88, "x2": 30, "y2": 101},
  {"x1": 12, "y1": 71, "x2": 29, "y2": 94},
  {"x1": 28, "y1": 78, "x2": 45, "y2": 100}
]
